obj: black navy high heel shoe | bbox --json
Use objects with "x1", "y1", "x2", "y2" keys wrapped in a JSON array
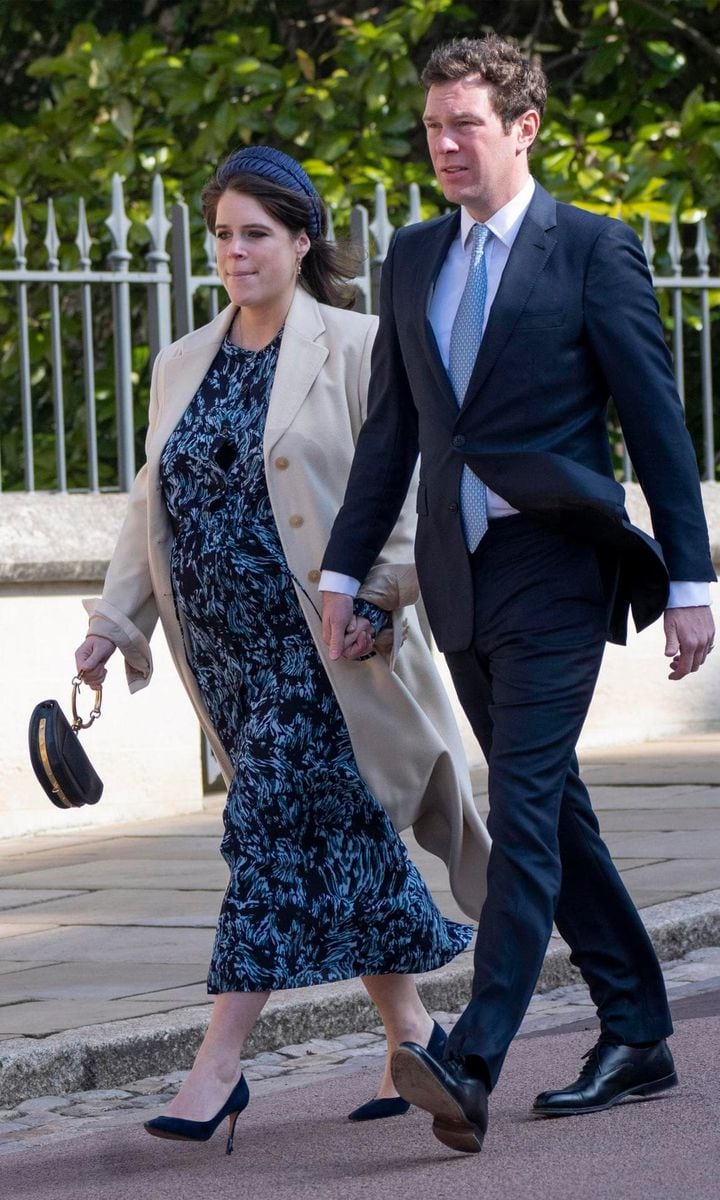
[
  {"x1": 348, "y1": 1020, "x2": 447, "y2": 1122},
  {"x1": 144, "y1": 1074, "x2": 249, "y2": 1155}
]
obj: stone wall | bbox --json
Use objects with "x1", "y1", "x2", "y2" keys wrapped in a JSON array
[{"x1": 1, "y1": 486, "x2": 718, "y2": 835}]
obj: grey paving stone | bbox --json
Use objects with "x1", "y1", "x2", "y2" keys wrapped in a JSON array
[
  {"x1": 590, "y1": 785, "x2": 718, "y2": 810},
  {"x1": 0, "y1": 997, "x2": 212, "y2": 1037},
  {"x1": 307, "y1": 1038, "x2": 348, "y2": 1053},
  {"x1": 605, "y1": 830, "x2": 720, "y2": 859},
  {"x1": 276, "y1": 1043, "x2": 315, "y2": 1059},
  {"x1": 336, "y1": 1032, "x2": 379, "y2": 1048},
  {"x1": 0, "y1": 924, "x2": 214, "y2": 964},
  {"x1": 0, "y1": 922, "x2": 65, "y2": 943},
  {"x1": 0, "y1": 860, "x2": 229, "y2": 892},
  {"x1": 125, "y1": 982, "x2": 210, "y2": 1005},
  {"x1": 0, "y1": 891, "x2": 89, "y2": 912},
  {"x1": 598, "y1": 808, "x2": 720, "y2": 833},
  {"x1": 0, "y1": 962, "x2": 206, "y2": 1002},
  {"x1": 114, "y1": 1077, "x2": 169, "y2": 1095},
  {"x1": 687, "y1": 946, "x2": 720, "y2": 962},
  {"x1": 0, "y1": 889, "x2": 222, "y2": 927},
  {"x1": 14, "y1": 1095, "x2": 67, "y2": 1113},
  {"x1": 622, "y1": 859, "x2": 720, "y2": 892}
]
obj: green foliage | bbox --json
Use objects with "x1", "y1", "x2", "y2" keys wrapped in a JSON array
[{"x1": 0, "y1": 0, "x2": 718, "y2": 489}]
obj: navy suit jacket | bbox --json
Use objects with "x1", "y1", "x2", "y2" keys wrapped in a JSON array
[{"x1": 323, "y1": 183, "x2": 715, "y2": 650}]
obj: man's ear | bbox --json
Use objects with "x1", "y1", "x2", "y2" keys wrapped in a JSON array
[{"x1": 516, "y1": 109, "x2": 540, "y2": 153}]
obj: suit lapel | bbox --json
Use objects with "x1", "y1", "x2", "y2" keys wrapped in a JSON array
[
  {"x1": 264, "y1": 288, "x2": 328, "y2": 455},
  {"x1": 461, "y1": 184, "x2": 558, "y2": 408},
  {"x1": 414, "y1": 213, "x2": 462, "y2": 414}
]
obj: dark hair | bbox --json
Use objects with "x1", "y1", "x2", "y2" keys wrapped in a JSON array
[
  {"x1": 421, "y1": 34, "x2": 547, "y2": 132},
  {"x1": 201, "y1": 168, "x2": 359, "y2": 309}
]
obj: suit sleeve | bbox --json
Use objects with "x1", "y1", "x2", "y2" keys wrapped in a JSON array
[
  {"x1": 322, "y1": 232, "x2": 421, "y2": 582},
  {"x1": 584, "y1": 222, "x2": 715, "y2": 583}
]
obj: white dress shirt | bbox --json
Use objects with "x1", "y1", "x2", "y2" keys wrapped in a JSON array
[{"x1": 321, "y1": 178, "x2": 709, "y2": 608}]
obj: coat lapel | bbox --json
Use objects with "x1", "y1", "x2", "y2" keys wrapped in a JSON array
[
  {"x1": 151, "y1": 304, "x2": 236, "y2": 455},
  {"x1": 145, "y1": 304, "x2": 235, "y2": 564},
  {"x1": 264, "y1": 287, "x2": 328, "y2": 455},
  {"x1": 461, "y1": 184, "x2": 558, "y2": 408}
]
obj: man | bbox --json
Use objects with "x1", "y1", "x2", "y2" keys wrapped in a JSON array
[{"x1": 320, "y1": 34, "x2": 715, "y2": 1154}]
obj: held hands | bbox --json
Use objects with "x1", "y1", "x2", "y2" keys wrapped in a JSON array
[
  {"x1": 75, "y1": 635, "x2": 117, "y2": 689},
  {"x1": 663, "y1": 606, "x2": 715, "y2": 680},
  {"x1": 321, "y1": 592, "x2": 375, "y2": 661}
]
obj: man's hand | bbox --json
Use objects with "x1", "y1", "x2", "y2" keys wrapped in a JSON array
[
  {"x1": 321, "y1": 591, "x2": 354, "y2": 661},
  {"x1": 663, "y1": 606, "x2": 715, "y2": 680},
  {"x1": 342, "y1": 615, "x2": 376, "y2": 661}
]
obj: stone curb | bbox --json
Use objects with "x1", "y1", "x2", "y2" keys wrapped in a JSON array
[{"x1": 1, "y1": 889, "x2": 718, "y2": 1107}]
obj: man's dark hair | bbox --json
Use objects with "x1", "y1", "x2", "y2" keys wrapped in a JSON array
[{"x1": 421, "y1": 34, "x2": 547, "y2": 132}]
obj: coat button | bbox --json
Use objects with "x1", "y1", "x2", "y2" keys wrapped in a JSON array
[
  {"x1": 274, "y1": 456, "x2": 289, "y2": 469},
  {"x1": 452, "y1": 434, "x2": 466, "y2": 448},
  {"x1": 307, "y1": 569, "x2": 321, "y2": 583},
  {"x1": 449, "y1": 501, "x2": 459, "y2": 513},
  {"x1": 289, "y1": 514, "x2": 304, "y2": 528}
]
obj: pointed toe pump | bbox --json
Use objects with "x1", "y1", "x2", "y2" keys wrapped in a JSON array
[
  {"x1": 144, "y1": 1074, "x2": 249, "y2": 1155},
  {"x1": 348, "y1": 1020, "x2": 448, "y2": 1122}
]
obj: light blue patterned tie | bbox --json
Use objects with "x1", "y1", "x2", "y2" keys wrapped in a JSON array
[{"x1": 448, "y1": 222, "x2": 490, "y2": 552}]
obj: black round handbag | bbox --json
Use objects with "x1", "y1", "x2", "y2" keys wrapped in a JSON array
[{"x1": 28, "y1": 677, "x2": 103, "y2": 809}]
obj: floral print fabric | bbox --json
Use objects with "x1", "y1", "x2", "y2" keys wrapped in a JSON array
[{"x1": 159, "y1": 333, "x2": 473, "y2": 992}]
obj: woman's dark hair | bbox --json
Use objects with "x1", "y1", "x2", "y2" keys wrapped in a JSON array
[
  {"x1": 421, "y1": 34, "x2": 547, "y2": 132},
  {"x1": 201, "y1": 169, "x2": 360, "y2": 310}
]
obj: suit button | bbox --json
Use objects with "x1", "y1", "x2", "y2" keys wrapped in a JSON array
[
  {"x1": 289, "y1": 514, "x2": 304, "y2": 528},
  {"x1": 307, "y1": 569, "x2": 321, "y2": 583},
  {"x1": 452, "y1": 434, "x2": 466, "y2": 448},
  {"x1": 274, "y1": 456, "x2": 289, "y2": 469},
  {"x1": 449, "y1": 502, "x2": 459, "y2": 513}
]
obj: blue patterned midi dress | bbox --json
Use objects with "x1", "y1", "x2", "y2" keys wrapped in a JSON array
[{"x1": 159, "y1": 333, "x2": 473, "y2": 993}]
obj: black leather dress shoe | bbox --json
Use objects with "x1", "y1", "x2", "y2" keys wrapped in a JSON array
[
  {"x1": 533, "y1": 1038, "x2": 678, "y2": 1117},
  {"x1": 391, "y1": 1042, "x2": 488, "y2": 1153}
]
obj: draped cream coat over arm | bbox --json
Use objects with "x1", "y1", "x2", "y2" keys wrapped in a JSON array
[{"x1": 85, "y1": 286, "x2": 490, "y2": 920}]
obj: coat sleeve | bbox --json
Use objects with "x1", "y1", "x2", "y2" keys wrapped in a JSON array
[
  {"x1": 83, "y1": 351, "x2": 167, "y2": 690},
  {"x1": 584, "y1": 221, "x2": 715, "y2": 583}
]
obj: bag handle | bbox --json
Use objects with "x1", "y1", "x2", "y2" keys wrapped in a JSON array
[{"x1": 71, "y1": 675, "x2": 103, "y2": 732}]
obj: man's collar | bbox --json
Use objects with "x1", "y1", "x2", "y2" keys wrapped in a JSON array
[{"x1": 460, "y1": 177, "x2": 536, "y2": 248}]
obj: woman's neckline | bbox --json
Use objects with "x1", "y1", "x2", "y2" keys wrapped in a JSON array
[{"x1": 222, "y1": 328, "x2": 283, "y2": 356}]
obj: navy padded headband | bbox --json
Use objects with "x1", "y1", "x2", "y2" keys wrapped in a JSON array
[{"x1": 224, "y1": 146, "x2": 323, "y2": 239}]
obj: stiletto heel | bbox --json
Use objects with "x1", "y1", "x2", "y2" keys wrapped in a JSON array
[
  {"x1": 144, "y1": 1073, "x2": 249, "y2": 1153},
  {"x1": 348, "y1": 1020, "x2": 447, "y2": 1121},
  {"x1": 226, "y1": 1109, "x2": 241, "y2": 1156}
]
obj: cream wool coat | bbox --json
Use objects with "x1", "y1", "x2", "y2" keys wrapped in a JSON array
[{"x1": 85, "y1": 287, "x2": 490, "y2": 920}]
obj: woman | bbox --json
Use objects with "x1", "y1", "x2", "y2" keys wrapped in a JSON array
[{"x1": 76, "y1": 147, "x2": 490, "y2": 1154}]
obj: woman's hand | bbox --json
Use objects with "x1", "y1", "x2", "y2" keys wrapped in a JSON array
[
  {"x1": 75, "y1": 635, "x2": 117, "y2": 688},
  {"x1": 342, "y1": 615, "x2": 376, "y2": 661}
]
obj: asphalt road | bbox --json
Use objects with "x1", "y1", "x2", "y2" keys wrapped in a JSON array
[{"x1": 3, "y1": 988, "x2": 718, "y2": 1200}]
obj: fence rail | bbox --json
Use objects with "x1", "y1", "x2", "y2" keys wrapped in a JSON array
[{"x1": 0, "y1": 174, "x2": 718, "y2": 493}]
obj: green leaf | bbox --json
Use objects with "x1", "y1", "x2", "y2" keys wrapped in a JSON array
[{"x1": 110, "y1": 98, "x2": 134, "y2": 140}]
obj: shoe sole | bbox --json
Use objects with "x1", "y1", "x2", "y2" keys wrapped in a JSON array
[
  {"x1": 392, "y1": 1048, "x2": 484, "y2": 1154},
  {"x1": 144, "y1": 1124, "x2": 209, "y2": 1142},
  {"x1": 533, "y1": 1070, "x2": 679, "y2": 1118}
]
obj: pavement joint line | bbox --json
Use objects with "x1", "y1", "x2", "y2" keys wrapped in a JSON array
[
  {"x1": 0, "y1": 888, "x2": 719, "y2": 1108},
  {"x1": 0, "y1": 944, "x2": 718, "y2": 1154}
]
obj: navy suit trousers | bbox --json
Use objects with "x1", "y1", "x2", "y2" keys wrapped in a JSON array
[{"x1": 444, "y1": 515, "x2": 672, "y2": 1086}]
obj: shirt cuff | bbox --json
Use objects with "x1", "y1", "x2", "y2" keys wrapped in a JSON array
[
  {"x1": 318, "y1": 570, "x2": 361, "y2": 597},
  {"x1": 666, "y1": 581, "x2": 712, "y2": 609}
]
